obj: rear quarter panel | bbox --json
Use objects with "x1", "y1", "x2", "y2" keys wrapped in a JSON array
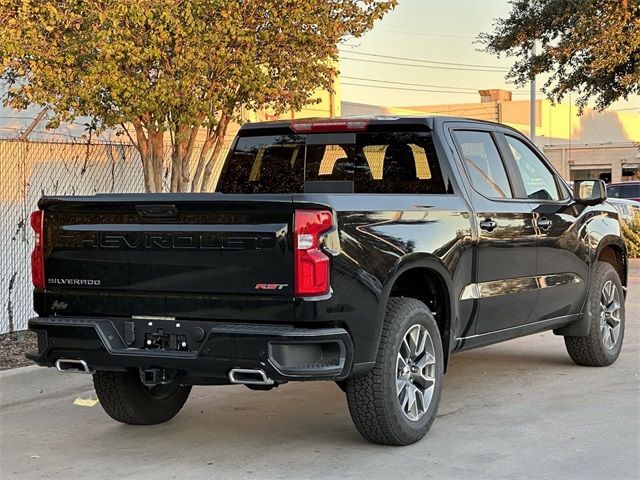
[{"x1": 293, "y1": 194, "x2": 475, "y2": 368}]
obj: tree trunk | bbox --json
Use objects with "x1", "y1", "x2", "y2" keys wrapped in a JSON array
[
  {"x1": 191, "y1": 113, "x2": 230, "y2": 192},
  {"x1": 131, "y1": 115, "x2": 228, "y2": 193},
  {"x1": 150, "y1": 131, "x2": 164, "y2": 192},
  {"x1": 180, "y1": 126, "x2": 200, "y2": 192},
  {"x1": 133, "y1": 119, "x2": 157, "y2": 193},
  {"x1": 198, "y1": 114, "x2": 230, "y2": 192},
  {"x1": 190, "y1": 132, "x2": 216, "y2": 192}
]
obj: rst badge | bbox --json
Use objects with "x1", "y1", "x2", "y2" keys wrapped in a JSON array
[{"x1": 255, "y1": 283, "x2": 288, "y2": 290}]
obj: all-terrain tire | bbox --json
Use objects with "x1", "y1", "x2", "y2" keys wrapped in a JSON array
[
  {"x1": 345, "y1": 297, "x2": 444, "y2": 445},
  {"x1": 565, "y1": 261, "x2": 625, "y2": 367},
  {"x1": 93, "y1": 370, "x2": 191, "y2": 425}
]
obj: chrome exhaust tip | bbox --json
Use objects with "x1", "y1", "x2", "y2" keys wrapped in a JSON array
[
  {"x1": 228, "y1": 368, "x2": 274, "y2": 386},
  {"x1": 55, "y1": 359, "x2": 94, "y2": 374}
]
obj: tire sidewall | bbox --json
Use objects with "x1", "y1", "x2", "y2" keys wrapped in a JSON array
[
  {"x1": 589, "y1": 263, "x2": 625, "y2": 363},
  {"x1": 383, "y1": 301, "x2": 444, "y2": 442}
]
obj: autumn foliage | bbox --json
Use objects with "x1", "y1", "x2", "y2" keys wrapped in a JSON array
[{"x1": 0, "y1": 0, "x2": 396, "y2": 191}]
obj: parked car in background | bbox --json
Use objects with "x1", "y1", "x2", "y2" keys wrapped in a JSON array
[
  {"x1": 607, "y1": 197, "x2": 640, "y2": 224},
  {"x1": 568, "y1": 181, "x2": 640, "y2": 223},
  {"x1": 607, "y1": 181, "x2": 640, "y2": 202}
]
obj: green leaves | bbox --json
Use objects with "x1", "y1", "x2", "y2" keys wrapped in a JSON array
[
  {"x1": 480, "y1": 0, "x2": 639, "y2": 111},
  {"x1": 1, "y1": 0, "x2": 395, "y2": 127},
  {"x1": 0, "y1": 0, "x2": 396, "y2": 191}
]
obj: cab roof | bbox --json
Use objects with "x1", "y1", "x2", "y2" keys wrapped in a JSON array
[{"x1": 237, "y1": 115, "x2": 502, "y2": 133}]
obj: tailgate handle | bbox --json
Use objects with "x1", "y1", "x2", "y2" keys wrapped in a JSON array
[{"x1": 135, "y1": 204, "x2": 179, "y2": 219}]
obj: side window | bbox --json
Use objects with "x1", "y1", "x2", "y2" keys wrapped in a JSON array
[
  {"x1": 506, "y1": 136, "x2": 560, "y2": 201},
  {"x1": 454, "y1": 130, "x2": 513, "y2": 199}
]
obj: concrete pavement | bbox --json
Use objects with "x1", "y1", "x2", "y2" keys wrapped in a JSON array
[{"x1": 1, "y1": 268, "x2": 638, "y2": 480}]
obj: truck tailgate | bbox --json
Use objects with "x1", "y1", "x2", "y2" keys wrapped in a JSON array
[{"x1": 38, "y1": 194, "x2": 295, "y2": 321}]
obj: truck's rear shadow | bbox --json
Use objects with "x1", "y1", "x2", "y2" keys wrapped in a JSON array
[{"x1": 95, "y1": 338, "x2": 577, "y2": 452}]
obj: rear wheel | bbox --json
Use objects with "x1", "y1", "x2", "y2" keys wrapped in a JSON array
[
  {"x1": 93, "y1": 370, "x2": 191, "y2": 425},
  {"x1": 565, "y1": 262, "x2": 625, "y2": 367},
  {"x1": 345, "y1": 297, "x2": 444, "y2": 445}
]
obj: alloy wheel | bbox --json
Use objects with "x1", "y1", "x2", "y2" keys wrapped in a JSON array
[
  {"x1": 600, "y1": 280, "x2": 622, "y2": 350},
  {"x1": 396, "y1": 324, "x2": 436, "y2": 421}
]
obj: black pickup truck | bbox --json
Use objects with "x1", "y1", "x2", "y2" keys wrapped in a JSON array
[{"x1": 27, "y1": 116, "x2": 627, "y2": 445}]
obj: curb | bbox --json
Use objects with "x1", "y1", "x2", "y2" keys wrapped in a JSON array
[{"x1": 0, "y1": 364, "x2": 93, "y2": 410}]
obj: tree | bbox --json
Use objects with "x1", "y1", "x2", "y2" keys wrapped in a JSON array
[
  {"x1": 479, "y1": 0, "x2": 639, "y2": 111},
  {"x1": 0, "y1": 0, "x2": 396, "y2": 192}
]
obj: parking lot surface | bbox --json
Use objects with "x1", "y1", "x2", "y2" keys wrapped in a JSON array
[{"x1": 1, "y1": 266, "x2": 638, "y2": 480}]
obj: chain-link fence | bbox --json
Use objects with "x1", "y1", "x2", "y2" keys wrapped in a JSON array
[
  {"x1": 1, "y1": 139, "x2": 144, "y2": 333},
  {"x1": 0, "y1": 138, "x2": 231, "y2": 333}
]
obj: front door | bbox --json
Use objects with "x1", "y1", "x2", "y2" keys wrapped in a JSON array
[{"x1": 500, "y1": 133, "x2": 588, "y2": 321}]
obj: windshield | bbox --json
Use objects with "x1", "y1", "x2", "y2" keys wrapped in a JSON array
[
  {"x1": 217, "y1": 130, "x2": 447, "y2": 194},
  {"x1": 607, "y1": 184, "x2": 640, "y2": 199}
]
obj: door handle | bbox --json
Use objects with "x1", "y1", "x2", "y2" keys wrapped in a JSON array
[
  {"x1": 479, "y1": 219, "x2": 498, "y2": 232},
  {"x1": 537, "y1": 217, "x2": 552, "y2": 231}
]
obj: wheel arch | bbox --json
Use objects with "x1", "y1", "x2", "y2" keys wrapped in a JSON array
[
  {"x1": 595, "y1": 237, "x2": 627, "y2": 288},
  {"x1": 555, "y1": 236, "x2": 628, "y2": 337},
  {"x1": 377, "y1": 254, "x2": 456, "y2": 371}
]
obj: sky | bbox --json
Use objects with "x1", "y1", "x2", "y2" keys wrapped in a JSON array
[{"x1": 338, "y1": 0, "x2": 639, "y2": 113}]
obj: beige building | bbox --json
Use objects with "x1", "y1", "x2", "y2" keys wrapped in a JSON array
[
  {"x1": 342, "y1": 89, "x2": 640, "y2": 182},
  {"x1": 221, "y1": 80, "x2": 340, "y2": 142}
]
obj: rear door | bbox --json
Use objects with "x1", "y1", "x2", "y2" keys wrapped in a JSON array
[{"x1": 450, "y1": 127, "x2": 538, "y2": 334}]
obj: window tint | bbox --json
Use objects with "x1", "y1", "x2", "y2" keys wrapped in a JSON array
[
  {"x1": 218, "y1": 130, "x2": 446, "y2": 194},
  {"x1": 607, "y1": 184, "x2": 640, "y2": 199},
  {"x1": 305, "y1": 133, "x2": 356, "y2": 183},
  {"x1": 354, "y1": 131, "x2": 445, "y2": 194},
  {"x1": 454, "y1": 130, "x2": 512, "y2": 199},
  {"x1": 217, "y1": 135, "x2": 304, "y2": 193},
  {"x1": 506, "y1": 135, "x2": 560, "y2": 201}
]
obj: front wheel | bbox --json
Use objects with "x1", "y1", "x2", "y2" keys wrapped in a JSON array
[
  {"x1": 565, "y1": 262, "x2": 625, "y2": 367},
  {"x1": 345, "y1": 297, "x2": 444, "y2": 445},
  {"x1": 93, "y1": 370, "x2": 191, "y2": 425}
]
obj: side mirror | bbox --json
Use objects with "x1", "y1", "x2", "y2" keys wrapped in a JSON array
[{"x1": 573, "y1": 179, "x2": 607, "y2": 205}]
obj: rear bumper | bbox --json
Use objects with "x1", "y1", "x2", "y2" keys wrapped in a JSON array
[{"x1": 27, "y1": 316, "x2": 353, "y2": 384}]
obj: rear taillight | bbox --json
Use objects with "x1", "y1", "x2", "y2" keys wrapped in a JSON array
[
  {"x1": 294, "y1": 210, "x2": 333, "y2": 297},
  {"x1": 30, "y1": 210, "x2": 45, "y2": 289}
]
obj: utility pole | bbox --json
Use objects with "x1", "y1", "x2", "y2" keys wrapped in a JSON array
[
  {"x1": 18, "y1": 107, "x2": 49, "y2": 141},
  {"x1": 529, "y1": 0, "x2": 538, "y2": 144},
  {"x1": 530, "y1": 42, "x2": 536, "y2": 143}
]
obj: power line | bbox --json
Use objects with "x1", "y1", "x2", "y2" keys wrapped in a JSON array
[
  {"x1": 375, "y1": 28, "x2": 474, "y2": 39},
  {"x1": 341, "y1": 76, "x2": 480, "y2": 92},
  {"x1": 0, "y1": 126, "x2": 86, "y2": 139},
  {"x1": 340, "y1": 55, "x2": 508, "y2": 73},
  {"x1": 340, "y1": 75, "x2": 542, "y2": 96},
  {"x1": 340, "y1": 82, "x2": 481, "y2": 94},
  {"x1": 341, "y1": 51, "x2": 507, "y2": 71}
]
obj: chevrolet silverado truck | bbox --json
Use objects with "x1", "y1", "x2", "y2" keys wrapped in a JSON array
[{"x1": 27, "y1": 116, "x2": 627, "y2": 445}]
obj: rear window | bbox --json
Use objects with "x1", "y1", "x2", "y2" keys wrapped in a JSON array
[
  {"x1": 217, "y1": 131, "x2": 446, "y2": 194},
  {"x1": 607, "y1": 184, "x2": 640, "y2": 199}
]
